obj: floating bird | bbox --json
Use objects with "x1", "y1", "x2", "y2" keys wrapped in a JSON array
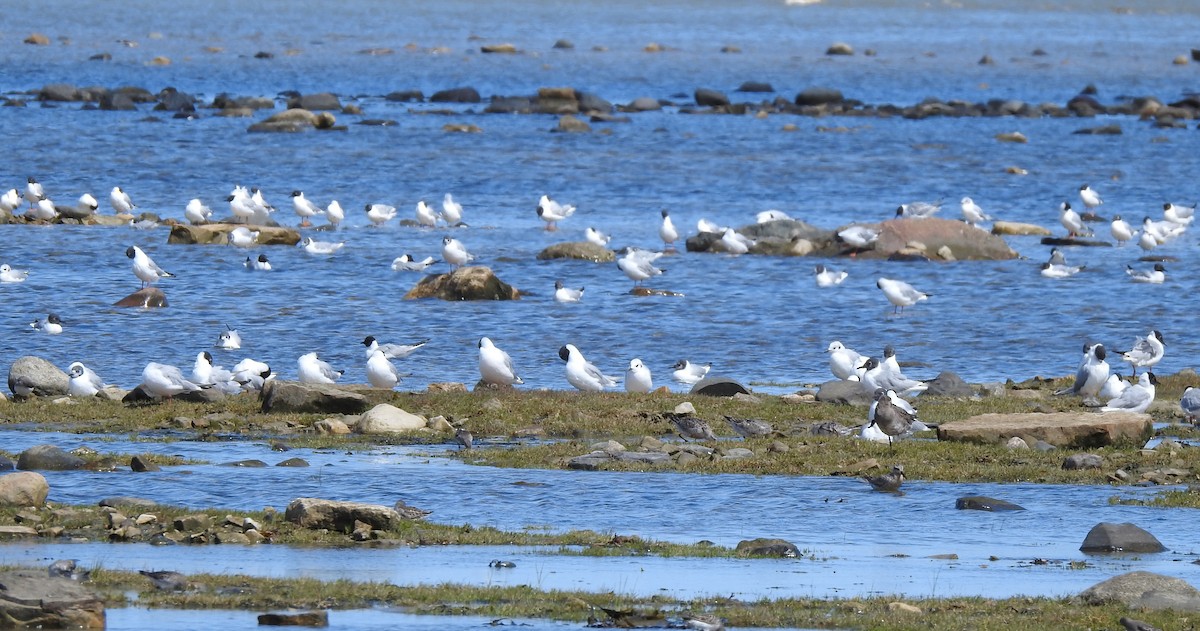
[
  {"x1": 365, "y1": 349, "x2": 403, "y2": 389},
  {"x1": 30, "y1": 313, "x2": 63, "y2": 334},
  {"x1": 554, "y1": 279, "x2": 584, "y2": 303},
  {"x1": 725, "y1": 415, "x2": 773, "y2": 439},
  {"x1": 536, "y1": 195, "x2": 575, "y2": 230},
  {"x1": 1059, "y1": 202, "x2": 1088, "y2": 237},
  {"x1": 244, "y1": 254, "x2": 272, "y2": 271},
  {"x1": 302, "y1": 237, "x2": 344, "y2": 255},
  {"x1": 391, "y1": 254, "x2": 437, "y2": 272},
  {"x1": 659, "y1": 209, "x2": 678, "y2": 250},
  {"x1": 1054, "y1": 342, "x2": 1110, "y2": 406},
  {"x1": 827, "y1": 341, "x2": 864, "y2": 381},
  {"x1": 876, "y1": 277, "x2": 928, "y2": 313},
  {"x1": 1162, "y1": 201, "x2": 1195, "y2": 225},
  {"x1": 559, "y1": 344, "x2": 618, "y2": 392},
  {"x1": 441, "y1": 193, "x2": 463, "y2": 225},
  {"x1": 1100, "y1": 372, "x2": 1157, "y2": 414},
  {"x1": 0, "y1": 264, "x2": 29, "y2": 283},
  {"x1": 0, "y1": 188, "x2": 21, "y2": 213},
  {"x1": 297, "y1": 352, "x2": 342, "y2": 384},
  {"x1": 666, "y1": 412, "x2": 717, "y2": 441},
  {"x1": 585, "y1": 226, "x2": 611, "y2": 247},
  {"x1": 672, "y1": 360, "x2": 710, "y2": 385},
  {"x1": 1078, "y1": 184, "x2": 1103, "y2": 210},
  {"x1": 813, "y1": 264, "x2": 848, "y2": 287},
  {"x1": 441, "y1": 236, "x2": 474, "y2": 268},
  {"x1": 1126, "y1": 263, "x2": 1165, "y2": 284},
  {"x1": 325, "y1": 200, "x2": 345, "y2": 226},
  {"x1": 140, "y1": 362, "x2": 204, "y2": 399},
  {"x1": 228, "y1": 226, "x2": 259, "y2": 248},
  {"x1": 454, "y1": 426, "x2": 473, "y2": 449},
  {"x1": 1041, "y1": 247, "x2": 1084, "y2": 278},
  {"x1": 24, "y1": 176, "x2": 44, "y2": 207},
  {"x1": 110, "y1": 186, "x2": 136, "y2": 214},
  {"x1": 215, "y1": 326, "x2": 241, "y2": 350},
  {"x1": 67, "y1": 362, "x2": 106, "y2": 397},
  {"x1": 126, "y1": 245, "x2": 174, "y2": 287},
  {"x1": 719, "y1": 228, "x2": 753, "y2": 255},
  {"x1": 625, "y1": 359, "x2": 653, "y2": 393},
  {"x1": 1120, "y1": 330, "x2": 1164, "y2": 376},
  {"x1": 1180, "y1": 387, "x2": 1200, "y2": 423},
  {"x1": 756, "y1": 209, "x2": 792, "y2": 223},
  {"x1": 617, "y1": 249, "x2": 665, "y2": 287},
  {"x1": 696, "y1": 218, "x2": 728, "y2": 234},
  {"x1": 864, "y1": 464, "x2": 905, "y2": 492},
  {"x1": 1110, "y1": 215, "x2": 1135, "y2": 245},
  {"x1": 362, "y1": 335, "x2": 427, "y2": 360},
  {"x1": 415, "y1": 200, "x2": 439, "y2": 227},
  {"x1": 184, "y1": 198, "x2": 212, "y2": 224},
  {"x1": 478, "y1": 337, "x2": 523, "y2": 387},
  {"x1": 867, "y1": 388, "x2": 918, "y2": 449},
  {"x1": 290, "y1": 190, "x2": 323, "y2": 227},
  {"x1": 895, "y1": 200, "x2": 941, "y2": 218},
  {"x1": 960, "y1": 197, "x2": 991, "y2": 226},
  {"x1": 365, "y1": 203, "x2": 397, "y2": 226}
]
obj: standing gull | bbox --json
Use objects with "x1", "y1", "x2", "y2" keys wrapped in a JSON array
[
  {"x1": 290, "y1": 190, "x2": 323, "y2": 227},
  {"x1": 478, "y1": 337, "x2": 523, "y2": 387},
  {"x1": 1079, "y1": 184, "x2": 1103, "y2": 210},
  {"x1": 441, "y1": 193, "x2": 463, "y2": 225},
  {"x1": 415, "y1": 200, "x2": 438, "y2": 227},
  {"x1": 110, "y1": 186, "x2": 136, "y2": 214},
  {"x1": 365, "y1": 203, "x2": 397, "y2": 226},
  {"x1": 536, "y1": 195, "x2": 575, "y2": 230},
  {"x1": 559, "y1": 344, "x2": 618, "y2": 392},
  {"x1": 126, "y1": 245, "x2": 174, "y2": 288},
  {"x1": 960, "y1": 197, "x2": 991, "y2": 226},
  {"x1": 625, "y1": 359, "x2": 653, "y2": 393},
  {"x1": 1054, "y1": 342, "x2": 1110, "y2": 406},
  {"x1": 365, "y1": 349, "x2": 403, "y2": 389},
  {"x1": 1059, "y1": 202, "x2": 1089, "y2": 237},
  {"x1": 441, "y1": 236, "x2": 474, "y2": 269},
  {"x1": 876, "y1": 277, "x2": 928, "y2": 314},
  {"x1": 1110, "y1": 215, "x2": 1135, "y2": 245},
  {"x1": 659, "y1": 209, "x2": 679, "y2": 250},
  {"x1": 1119, "y1": 330, "x2": 1164, "y2": 376},
  {"x1": 297, "y1": 352, "x2": 342, "y2": 385},
  {"x1": 362, "y1": 335, "x2": 427, "y2": 360},
  {"x1": 617, "y1": 249, "x2": 665, "y2": 287}
]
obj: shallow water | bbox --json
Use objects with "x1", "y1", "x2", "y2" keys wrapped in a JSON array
[{"x1": 1, "y1": 431, "x2": 1196, "y2": 600}]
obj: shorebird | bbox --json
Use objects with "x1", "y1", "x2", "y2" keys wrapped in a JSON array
[
  {"x1": 876, "y1": 277, "x2": 928, "y2": 314},
  {"x1": 868, "y1": 388, "x2": 918, "y2": 450},
  {"x1": 864, "y1": 464, "x2": 905, "y2": 492},
  {"x1": 454, "y1": 426, "x2": 473, "y2": 450},
  {"x1": 665, "y1": 412, "x2": 716, "y2": 441},
  {"x1": 1179, "y1": 387, "x2": 1200, "y2": 423},
  {"x1": 724, "y1": 415, "x2": 773, "y2": 439}
]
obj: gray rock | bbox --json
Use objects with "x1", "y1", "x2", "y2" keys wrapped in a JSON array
[
  {"x1": 736, "y1": 81, "x2": 774, "y2": 93},
  {"x1": 258, "y1": 611, "x2": 329, "y2": 627},
  {"x1": 1063, "y1": 453, "x2": 1104, "y2": 470},
  {"x1": 826, "y1": 42, "x2": 854, "y2": 55},
  {"x1": 690, "y1": 376, "x2": 750, "y2": 397},
  {"x1": 616, "y1": 451, "x2": 671, "y2": 464},
  {"x1": 403, "y1": 266, "x2": 520, "y2": 301},
  {"x1": 736, "y1": 537, "x2": 800, "y2": 558},
  {"x1": 288, "y1": 92, "x2": 341, "y2": 111},
  {"x1": 260, "y1": 380, "x2": 370, "y2": 415},
  {"x1": 694, "y1": 88, "x2": 730, "y2": 107},
  {"x1": 384, "y1": 90, "x2": 423, "y2": 102},
  {"x1": 567, "y1": 455, "x2": 611, "y2": 470},
  {"x1": 99, "y1": 92, "x2": 136, "y2": 111},
  {"x1": 1080, "y1": 571, "x2": 1200, "y2": 611},
  {"x1": 795, "y1": 87, "x2": 844, "y2": 106},
  {"x1": 1080, "y1": 522, "x2": 1166, "y2": 553},
  {"x1": 555, "y1": 114, "x2": 590, "y2": 133},
  {"x1": 247, "y1": 108, "x2": 322, "y2": 133},
  {"x1": 39, "y1": 83, "x2": 81, "y2": 102},
  {"x1": 276, "y1": 458, "x2": 310, "y2": 467},
  {"x1": 954, "y1": 496, "x2": 1026, "y2": 511},
  {"x1": 130, "y1": 455, "x2": 160, "y2": 472},
  {"x1": 552, "y1": 39, "x2": 574, "y2": 49},
  {"x1": 923, "y1": 372, "x2": 973, "y2": 397},
  {"x1": 0, "y1": 569, "x2": 105, "y2": 628},
  {"x1": 816, "y1": 380, "x2": 873, "y2": 405},
  {"x1": 284, "y1": 497, "x2": 405, "y2": 531},
  {"x1": 576, "y1": 91, "x2": 612, "y2": 114},
  {"x1": 8, "y1": 356, "x2": 69, "y2": 397},
  {"x1": 535, "y1": 241, "x2": 615, "y2": 262},
  {"x1": 719, "y1": 447, "x2": 755, "y2": 460},
  {"x1": 1073, "y1": 123, "x2": 1122, "y2": 135},
  {"x1": 17, "y1": 445, "x2": 85, "y2": 471},
  {"x1": 485, "y1": 96, "x2": 532, "y2": 114},
  {"x1": 220, "y1": 459, "x2": 268, "y2": 467},
  {"x1": 154, "y1": 88, "x2": 195, "y2": 112},
  {"x1": 0, "y1": 455, "x2": 13, "y2": 471},
  {"x1": 626, "y1": 97, "x2": 662, "y2": 111},
  {"x1": 98, "y1": 496, "x2": 159, "y2": 509},
  {"x1": 430, "y1": 87, "x2": 481, "y2": 103},
  {"x1": 0, "y1": 471, "x2": 49, "y2": 505}
]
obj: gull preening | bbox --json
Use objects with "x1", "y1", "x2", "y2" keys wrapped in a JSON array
[
  {"x1": 554, "y1": 280, "x2": 584, "y2": 303},
  {"x1": 441, "y1": 193, "x2": 463, "y2": 225},
  {"x1": 895, "y1": 200, "x2": 941, "y2": 219},
  {"x1": 110, "y1": 186, "x2": 136, "y2": 214},
  {"x1": 415, "y1": 200, "x2": 438, "y2": 227},
  {"x1": 585, "y1": 227, "x2": 611, "y2": 247},
  {"x1": 617, "y1": 248, "x2": 665, "y2": 287},
  {"x1": 696, "y1": 218, "x2": 728, "y2": 234},
  {"x1": 1100, "y1": 372, "x2": 1157, "y2": 414},
  {"x1": 290, "y1": 190, "x2": 323, "y2": 227},
  {"x1": 1078, "y1": 184, "x2": 1103, "y2": 210},
  {"x1": 624, "y1": 358, "x2": 653, "y2": 393},
  {"x1": 140, "y1": 362, "x2": 205, "y2": 399},
  {"x1": 362, "y1": 335, "x2": 427, "y2": 360},
  {"x1": 1126, "y1": 263, "x2": 1165, "y2": 284},
  {"x1": 228, "y1": 226, "x2": 260, "y2": 248},
  {"x1": 297, "y1": 352, "x2": 343, "y2": 385},
  {"x1": 325, "y1": 200, "x2": 345, "y2": 226},
  {"x1": 1119, "y1": 329, "x2": 1164, "y2": 376},
  {"x1": 559, "y1": 343, "x2": 618, "y2": 392},
  {"x1": 184, "y1": 198, "x2": 212, "y2": 224},
  {"x1": 244, "y1": 254, "x2": 272, "y2": 271},
  {"x1": 876, "y1": 277, "x2": 928, "y2": 313},
  {"x1": 191, "y1": 351, "x2": 243, "y2": 395},
  {"x1": 672, "y1": 359, "x2": 710, "y2": 385},
  {"x1": 659, "y1": 209, "x2": 678, "y2": 250},
  {"x1": 24, "y1": 177, "x2": 44, "y2": 207},
  {"x1": 0, "y1": 188, "x2": 22, "y2": 213},
  {"x1": 813, "y1": 264, "x2": 848, "y2": 287},
  {"x1": 478, "y1": 336, "x2": 523, "y2": 387},
  {"x1": 30, "y1": 313, "x2": 63, "y2": 334},
  {"x1": 302, "y1": 237, "x2": 344, "y2": 255},
  {"x1": 0, "y1": 264, "x2": 29, "y2": 283},
  {"x1": 365, "y1": 203, "x2": 397, "y2": 226},
  {"x1": 126, "y1": 245, "x2": 174, "y2": 288},
  {"x1": 67, "y1": 361, "x2": 107, "y2": 397},
  {"x1": 30, "y1": 198, "x2": 58, "y2": 221},
  {"x1": 536, "y1": 195, "x2": 575, "y2": 230},
  {"x1": 960, "y1": 197, "x2": 992, "y2": 226},
  {"x1": 392, "y1": 254, "x2": 436, "y2": 272},
  {"x1": 826, "y1": 341, "x2": 863, "y2": 381},
  {"x1": 441, "y1": 236, "x2": 474, "y2": 268},
  {"x1": 232, "y1": 358, "x2": 272, "y2": 392}
]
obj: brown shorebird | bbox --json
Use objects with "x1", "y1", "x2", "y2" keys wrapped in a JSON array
[
  {"x1": 682, "y1": 612, "x2": 726, "y2": 631},
  {"x1": 139, "y1": 570, "x2": 187, "y2": 591},
  {"x1": 864, "y1": 465, "x2": 905, "y2": 493},
  {"x1": 1120, "y1": 617, "x2": 1162, "y2": 631},
  {"x1": 665, "y1": 413, "x2": 716, "y2": 441},
  {"x1": 454, "y1": 427, "x2": 473, "y2": 450},
  {"x1": 723, "y1": 415, "x2": 773, "y2": 439},
  {"x1": 868, "y1": 388, "x2": 918, "y2": 450}
]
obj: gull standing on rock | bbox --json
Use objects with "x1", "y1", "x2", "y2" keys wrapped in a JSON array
[
  {"x1": 31, "y1": 197, "x2": 58, "y2": 221},
  {"x1": 559, "y1": 344, "x2": 618, "y2": 392},
  {"x1": 478, "y1": 337, "x2": 523, "y2": 387},
  {"x1": 836, "y1": 225, "x2": 879, "y2": 251},
  {"x1": 290, "y1": 190, "x2": 323, "y2": 227},
  {"x1": 1110, "y1": 215, "x2": 1135, "y2": 245},
  {"x1": 625, "y1": 359, "x2": 653, "y2": 393},
  {"x1": 1079, "y1": 184, "x2": 1103, "y2": 210},
  {"x1": 441, "y1": 193, "x2": 463, "y2": 225},
  {"x1": 297, "y1": 352, "x2": 343, "y2": 385},
  {"x1": 24, "y1": 176, "x2": 44, "y2": 207},
  {"x1": 585, "y1": 227, "x2": 611, "y2": 247},
  {"x1": 0, "y1": 188, "x2": 21, "y2": 213},
  {"x1": 617, "y1": 249, "x2": 665, "y2": 287},
  {"x1": 1120, "y1": 330, "x2": 1164, "y2": 376},
  {"x1": 960, "y1": 197, "x2": 991, "y2": 226},
  {"x1": 659, "y1": 209, "x2": 678, "y2": 250},
  {"x1": 365, "y1": 349, "x2": 403, "y2": 389},
  {"x1": 1059, "y1": 202, "x2": 1089, "y2": 237},
  {"x1": 184, "y1": 198, "x2": 212, "y2": 224},
  {"x1": 1054, "y1": 342, "x2": 1110, "y2": 405},
  {"x1": 876, "y1": 277, "x2": 928, "y2": 313},
  {"x1": 67, "y1": 361, "x2": 107, "y2": 397},
  {"x1": 126, "y1": 245, "x2": 173, "y2": 288},
  {"x1": 1100, "y1": 372, "x2": 1157, "y2": 414},
  {"x1": 110, "y1": 186, "x2": 136, "y2": 214},
  {"x1": 191, "y1": 351, "x2": 242, "y2": 395},
  {"x1": 325, "y1": 200, "x2": 345, "y2": 227},
  {"x1": 441, "y1": 236, "x2": 473, "y2": 269},
  {"x1": 813, "y1": 264, "x2": 848, "y2": 287}
]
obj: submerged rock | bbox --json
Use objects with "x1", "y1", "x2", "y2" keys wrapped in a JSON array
[
  {"x1": 736, "y1": 537, "x2": 800, "y2": 557},
  {"x1": 954, "y1": 496, "x2": 1025, "y2": 511},
  {"x1": 536, "y1": 241, "x2": 615, "y2": 262},
  {"x1": 17, "y1": 446, "x2": 85, "y2": 471},
  {"x1": 1080, "y1": 522, "x2": 1166, "y2": 553},
  {"x1": 113, "y1": 287, "x2": 168, "y2": 308}
]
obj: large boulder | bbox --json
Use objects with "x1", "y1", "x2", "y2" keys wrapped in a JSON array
[
  {"x1": 735, "y1": 538, "x2": 800, "y2": 558},
  {"x1": 355, "y1": 404, "x2": 428, "y2": 434},
  {"x1": 937, "y1": 411, "x2": 1152, "y2": 448},
  {"x1": 871, "y1": 217, "x2": 1018, "y2": 260},
  {"x1": 0, "y1": 570, "x2": 105, "y2": 628},
  {"x1": 686, "y1": 219, "x2": 839, "y2": 256},
  {"x1": 39, "y1": 83, "x2": 81, "y2": 102},
  {"x1": 923, "y1": 372, "x2": 973, "y2": 397},
  {"x1": 260, "y1": 380, "x2": 370, "y2": 414},
  {"x1": 694, "y1": 88, "x2": 730, "y2": 107},
  {"x1": 536, "y1": 242, "x2": 615, "y2": 262},
  {"x1": 7, "y1": 356, "x2": 69, "y2": 397},
  {"x1": 248, "y1": 108, "x2": 336, "y2": 132},
  {"x1": 17, "y1": 445, "x2": 85, "y2": 471},
  {"x1": 794, "y1": 87, "x2": 844, "y2": 106},
  {"x1": 815, "y1": 380, "x2": 873, "y2": 405},
  {"x1": 404, "y1": 266, "x2": 520, "y2": 300},
  {"x1": 113, "y1": 287, "x2": 168, "y2": 308},
  {"x1": 690, "y1": 376, "x2": 751, "y2": 397},
  {"x1": 167, "y1": 223, "x2": 301, "y2": 246},
  {"x1": 284, "y1": 497, "x2": 407, "y2": 531},
  {"x1": 1080, "y1": 522, "x2": 1166, "y2": 553},
  {"x1": 0, "y1": 471, "x2": 49, "y2": 505},
  {"x1": 1080, "y1": 571, "x2": 1200, "y2": 611}
]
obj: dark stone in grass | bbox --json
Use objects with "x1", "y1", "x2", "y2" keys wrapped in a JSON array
[
  {"x1": 1063, "y1": 453, "x2": 1104, "y2": 470},
  {"x1": 17, "y1": 445, "x2": 85, "y2": 471},
  {"x1": 99, "y1": 496, "x2": 159, "y2": 509},
  {"x1": 0, "y1": 455, "x2": 13, "y2": 471},
  {"x1": 689, "y1": 376, "x2": 750, "y2": 397},
  {"x1": 1080, "y1": 522, "x2": 1166, "y2": 553},
  {"x1": 923, "y1": 371, "x2": 973, "y2": 397},
  {"x1": 736, "y1": 537, "x2": 800, "y2": 558},
  {"x1": 130, "y1": 455, "x2": 160, "y2": 472},
  {"x1": 955, "y1": 496, "x2": 1026, "y2": 511}
]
